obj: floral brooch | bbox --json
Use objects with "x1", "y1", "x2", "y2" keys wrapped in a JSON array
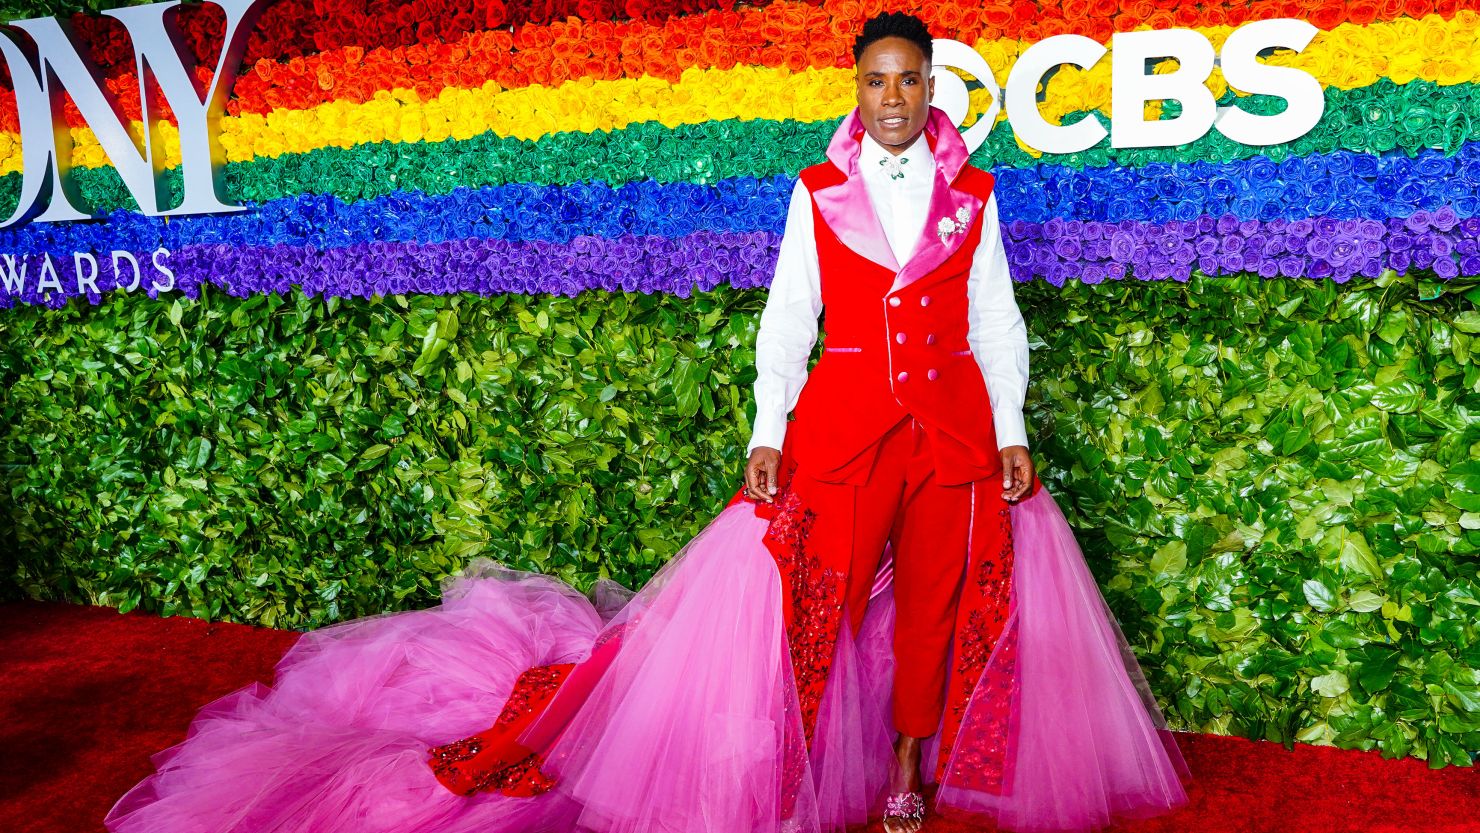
[{"x1": 936, "y1": 205, "x2": 972, "y2": 245}]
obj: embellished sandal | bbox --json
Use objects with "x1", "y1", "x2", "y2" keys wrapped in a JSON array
[{"x1": 883, "y1": 790, "x2": 926, "y2": 832}]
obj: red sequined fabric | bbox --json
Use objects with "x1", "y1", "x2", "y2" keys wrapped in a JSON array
[
  {"x1": 777, "y1": 674, "x2": 813, "y2": 827},
  {"x1": 494, "y1": 665, "x2": 572, "y2": 729},
  {"x1": 762, "y1": 484, "x2": 845, "y2": 743},
  {"x1": 943, "y1": 619, "x2": 1020, "y2": 793},
  {"x1": 936, "y1": 502, "x2": 1017, "y2": 784},
  {"x1": 428, "y1": 663, "x2": 574, "y2": 797}
]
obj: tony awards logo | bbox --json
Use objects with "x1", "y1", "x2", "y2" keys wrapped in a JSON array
[{"x1": 0, "y1": 0, "x2": 267, "y2": 230}]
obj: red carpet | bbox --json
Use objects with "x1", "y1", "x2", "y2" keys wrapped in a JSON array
[{"x1": 1, "y1": 600, "x2": 1476, "y2": 833}]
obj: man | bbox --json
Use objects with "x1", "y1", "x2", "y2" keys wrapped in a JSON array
[{"x1": 742, "y1": 12, "x2": 1035, "y2": 833}]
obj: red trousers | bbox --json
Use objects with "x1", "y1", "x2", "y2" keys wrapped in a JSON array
[{"x1": 790, "y1": 415, "x2": 1001, "y2": 739}]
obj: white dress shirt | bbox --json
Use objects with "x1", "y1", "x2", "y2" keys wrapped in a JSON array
[{"x1": 748, "y1": 130, "x2": 1031, "y2": 456}]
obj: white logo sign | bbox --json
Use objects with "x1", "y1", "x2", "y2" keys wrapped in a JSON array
[
  {"x1": 931, "y1": 19, "x2": 1324, "y2": 155},
  {"x1": 0, "y1": 0, "x2": 267, "y2": 229}
]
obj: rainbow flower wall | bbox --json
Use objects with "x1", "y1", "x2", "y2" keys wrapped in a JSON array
[
  {"x1": 1, "y1": 0, "x2": 1479, "y2": 303},
  {"x1": 0, "y1": 0, "x2": 1478, "y2": 768}
]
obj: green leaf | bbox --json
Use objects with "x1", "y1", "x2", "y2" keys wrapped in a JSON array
[
  {"x1": 1356, "y1": 652, "x2": 1400, "y2": 694},
  {"x1": 1376, "y1": 311, "x2": 1408, "y2": 345},
  {"x1": 1443, "y1": 683, "x2": 1480, "y2": 712},
  {"x1": 1303, "y1": 579, "x2": 1339, "y2": 613},
  {"x1": 1321, "y1": 620, "x2": 1366, "y2": 649},
  {"x1": 1311, "y1": 671, "x2": 1350, "y2": 697},
  {"x1": 185, "y1": 437, "x2": 213, "y2": 470},
  {"x1": 1447, "y1": 461, "x2": 1480, "y2": 495},
  {"x1": 1369, "y1": 381, "x2": 1425, "y2": 414},
  {"x1": 1150, "y1": 540, "x2": 1187, "y2": 577},
  {"x1": 1452, "y1": 311, "x2": 1480, "y2": 334},
  {"x1": 1184, "y1": 341, "x2": 1218, "y2": 366},
  {"x1": 1437, "y1": 737, "x2": 1474, "y2": 767},
  {"x1": 1339, "y1": 531, "x2": 1384, "y2": 580}
]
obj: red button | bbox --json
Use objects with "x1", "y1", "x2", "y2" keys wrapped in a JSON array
[
  {"x1": 896, "y1": 371, "x2": 910, "y2": 383},
  {"x1": 927, "y1": 368, "x2": 939, "y2": 381},
  {"x1": 925, "y1": 334, "x2": 937, "y2": 345},
  {"x1": 896, "y1": 333, "x2": 907, "y2": 344},
  {"x1": 920, "y1": 295, "x2": 932, "y2": 306},
  {"x1": 888, "y1": 297, "x2": 901, "y2": 307}
]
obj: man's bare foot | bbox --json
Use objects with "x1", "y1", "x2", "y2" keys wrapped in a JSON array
[{"x1": 883, "y1": 734, "x2": 925, "y2": 833}]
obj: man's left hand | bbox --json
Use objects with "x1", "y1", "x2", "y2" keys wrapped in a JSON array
[{"x1": 1001, "y1": 445, "x2": 1034, "y2": 503}]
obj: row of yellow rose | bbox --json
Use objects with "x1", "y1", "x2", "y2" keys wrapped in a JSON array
[{"x1": 3, "y1": 11, "x2": 1474, "y2": 176}]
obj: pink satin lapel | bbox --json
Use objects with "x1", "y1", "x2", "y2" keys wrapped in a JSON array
[
  {"x1": 891, "y1": 166, "x2": 982, "y2": 294},
  {"x1": 815, "y1": 110, "x2": 898, "y2": 272},
  {"x1": 813, "y1": 106, "x2": 981, "y2": 288}
]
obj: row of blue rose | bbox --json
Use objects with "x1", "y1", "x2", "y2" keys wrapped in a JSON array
[{"x1": 2, "y1": 145, "x2": 1477, "y2": 257}]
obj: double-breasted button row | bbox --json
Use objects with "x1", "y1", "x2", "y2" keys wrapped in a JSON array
[
  {"x1": 896, "y1": 367, "x2": 942, "y2": 382},
  {"x1": 897, "y1": 369, "x2": 942, "y2": 380},
  {"x1": 887, "y1": 293, "x2": 943, "y2": 383},
  {"x1": 892, "y1": 332, "x2": 939, "y2": 345},
  {"x1": 887, "y1": 296, "x2": 932, "y2": 307}
]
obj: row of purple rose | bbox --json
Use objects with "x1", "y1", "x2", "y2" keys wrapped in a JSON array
[{"x1": 2, "y1": 211, "x2": 1475, "y2": 308}]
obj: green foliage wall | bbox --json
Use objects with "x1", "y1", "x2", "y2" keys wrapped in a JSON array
[
  {"x1": 2, "y1": 273, "x2": 1478, "y2": 765},
  {"x1": 1028, "y1": 273, "x2": 1480, "y2": 768}
]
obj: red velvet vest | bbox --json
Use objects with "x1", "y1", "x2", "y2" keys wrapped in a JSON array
[{"x1": 786, "y1": 161, "x2": 1002, "y2": 487}]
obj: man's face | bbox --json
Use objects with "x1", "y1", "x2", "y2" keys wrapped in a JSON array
[{"x1": 855, "y1": 36, "x2": 934, "y2": 155}]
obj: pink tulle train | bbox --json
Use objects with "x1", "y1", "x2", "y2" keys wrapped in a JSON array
[
  {"x1": 105, "y1": 487, "x2": 1188, "y2": 833},
  {"x1": 936, "y1": 487, "x2": 1191, "y2": 830}
]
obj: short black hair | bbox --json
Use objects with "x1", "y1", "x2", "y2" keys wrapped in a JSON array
[{"x1": 852, "y1": 12, "x2": 933, "y2": 65}]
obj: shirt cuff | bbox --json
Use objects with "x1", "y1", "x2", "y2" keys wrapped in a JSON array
[
  {"x1": 994, "y1": 407, "x2": 1029, "y2": 451},
  {"x1": 747, "y1": 407, "x2": 789, "y2": 455}
]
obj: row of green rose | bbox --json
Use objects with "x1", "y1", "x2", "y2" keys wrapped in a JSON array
[{"x1": 0, "y1": 79, "x2": 1469, "y2": 215}]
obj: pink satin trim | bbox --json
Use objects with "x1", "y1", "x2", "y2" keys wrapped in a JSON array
[
  {"x1": 812, "y1": 111, "x2": 899, "y2": 273},
  {"x1": 813, "y1": 106, "x2": 984, "y2": 292}
]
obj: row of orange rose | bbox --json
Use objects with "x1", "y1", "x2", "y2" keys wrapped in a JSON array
[
  {"x1": 2, "y1": 0, "x2": 1464, "y2": 96},
  {"x1": 4, "y1": 0, "x2": 1472, "y2": 132}
]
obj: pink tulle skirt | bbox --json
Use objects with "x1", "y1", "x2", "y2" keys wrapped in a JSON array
[{"x1": 105, "y1": 487, "x2": 1189, "y2": 833}]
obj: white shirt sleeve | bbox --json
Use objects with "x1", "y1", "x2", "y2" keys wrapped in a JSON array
[
  {"x1": 748, "y1": 178, "x2": 823, "y2": 455},
  {"x1": 966, "y1": 193, "x2": 1031, "y2": 450}
]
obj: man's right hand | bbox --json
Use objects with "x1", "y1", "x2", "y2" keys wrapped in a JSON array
[{"x1": 744, "y1": 447, "x2": 782, "y2": 503}]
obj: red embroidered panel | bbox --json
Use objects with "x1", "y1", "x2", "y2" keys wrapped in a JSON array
[
  {"x1": 778, "y1": 677, "x2": 814, "y2": 827},
  {"x1": 427, "y1": 663, "x2": 574, "y2": 797},
  {"x1": 762, "y1": 484, "x2": 845, "y2": 744},
  {"x1": 942, "y1": 619, "x2": 1020, "y2": 793},
  {"x1": 936, "y1": 503, "x2": 1016, "y2": 784},
  {"x1": 428, "y1": 735, "x2": 560, "y2": 798},
  {"x1": 493, "y1": 665, "x2": 572, "y2": 729}
]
